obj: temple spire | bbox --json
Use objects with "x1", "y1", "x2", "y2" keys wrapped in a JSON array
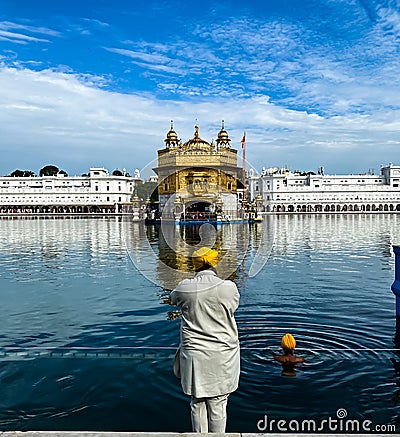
[
  {"x1": 165, "y1": 121, "x2": 179, "y2": 148},
  {"x1": 216, "y1": 120, "x2": 231, "y2": 149}
]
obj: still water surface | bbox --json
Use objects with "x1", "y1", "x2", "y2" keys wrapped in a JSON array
[{"x1": 0, "y1": 215, "x2": 399, "y2": 432}]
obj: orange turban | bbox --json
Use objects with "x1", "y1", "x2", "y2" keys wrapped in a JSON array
[
  {"x1": 281, "y1": 333, "x2": 296, "y2": 350},
  {"x1": 192, "y1": 247, "x2": 219, "y2": 269}
]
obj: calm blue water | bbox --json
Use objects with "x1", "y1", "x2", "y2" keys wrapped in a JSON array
[{"x1": 0, "y1": 215, "x2": 399, "y2": 432}]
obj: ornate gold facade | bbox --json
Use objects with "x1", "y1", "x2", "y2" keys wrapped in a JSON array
[{"x1": 154, "y1": 122, "x2": 242, "y2": 221}]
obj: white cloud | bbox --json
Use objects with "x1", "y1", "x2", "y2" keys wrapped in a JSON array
[
  {"x1": 0, "y1": 21, "x2": 60, "y2": 45},
  {"x1": 0, "y1": 21, "x2": 60, "y2": 37},
  {"x1": 105, "y1": 47, "x2": 186, "y2": 75},
  {"x1": 105, "y1": 12, "x2": 400, "y2": 118},
  {"x1": 81, "y1": 18, "x2": 110, "y2": 28},
  {"x1": 0, "y1": 30, "x2": 49, "y2": 44},
  {"x1": 106, "y1": 47, "x2": 172, "y2": 65},
  {"x1": 0, "y1": 66, "x2": 399, "y2": 177},
  {"x1": 0, "y1": 20, "x2": 60, "y2": 46}
]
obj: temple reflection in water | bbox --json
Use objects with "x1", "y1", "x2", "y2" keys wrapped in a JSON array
[{"x1": 153, "y1": 222, "x2": 248, "y2": 291}]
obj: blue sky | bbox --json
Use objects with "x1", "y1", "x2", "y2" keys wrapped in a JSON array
[{"x1": 0, "y1": 0, "x2": 399, "y2": 177}]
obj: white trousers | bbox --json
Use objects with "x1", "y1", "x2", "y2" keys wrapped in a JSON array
[{"x1": 190, "y1": 393, "x2": 229, "y2": 433}]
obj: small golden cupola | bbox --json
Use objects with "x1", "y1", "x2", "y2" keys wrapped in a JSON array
[
  {"x1": 164, "y1": 120, "x2": 180, "y2": 148},
  {"x1": 216, "y1": 120, "x2": 231, "y2": 149}
]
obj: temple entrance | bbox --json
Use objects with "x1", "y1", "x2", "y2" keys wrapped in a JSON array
[{"x1": 183, "y1": 201, "x2": 216, "y2": 221}]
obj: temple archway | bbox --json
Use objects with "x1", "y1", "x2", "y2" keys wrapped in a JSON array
[{"x1": 184, "y1": 201, "x2": 214, "y2": 221}]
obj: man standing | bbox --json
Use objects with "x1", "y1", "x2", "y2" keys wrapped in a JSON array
[{"x1": 171, "y1": 247, "x2": 240, "y2": 433}]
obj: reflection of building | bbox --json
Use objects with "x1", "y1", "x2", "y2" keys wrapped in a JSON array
[
  {"x1": 155, "y1": 223, "x2": 241, "y2": 290},
  {"x1": 247, "y1": 164, "x2": 400, "y2": 213},
  {"x1": 0, "y1": 168, "x2": 135, "y2": 214},
  {"x1": 153, "y1": 122, "x2": 242, "y2": 222}
]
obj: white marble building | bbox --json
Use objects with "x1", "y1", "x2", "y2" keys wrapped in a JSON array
[
  {"x1": 247, "y1": 163, "x2": 400, "y2": 213},
  {"x1": 0, "y1": 168, "x2": 135, "y2": 213}
]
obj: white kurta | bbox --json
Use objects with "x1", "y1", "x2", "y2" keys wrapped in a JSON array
[{"x1": 170, "y1": 270, "x2": 240, "y2": 398}]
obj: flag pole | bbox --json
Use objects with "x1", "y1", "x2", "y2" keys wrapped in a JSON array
[{"x1": 241, "y1": 132, "x2": 246, "y2": 203}]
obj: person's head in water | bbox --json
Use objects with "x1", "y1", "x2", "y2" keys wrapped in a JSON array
[
  {"x1": 281, "y1": 333, "x2": 297, "y2": 354},
  {"x1": 192, "y1": 247, "x2": 218, "y2": 272},
  {"x1": 274, "y1": 333, "x2": 304, "y2": 377}
]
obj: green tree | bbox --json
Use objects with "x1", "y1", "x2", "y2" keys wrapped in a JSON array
[
  {"x1": 10, "y1": 169, "x2": 25, "y2": 177},
  {"x1": 135, "y1": 181, "x2": 158, "y2": 202},
  {"x1": 39, "y1": 165, "x2": 68, "y2": 177},
  {"x1": 39, "y1": 165, "x2": 59, "y2": 176},
  {"x1": 9, "y1": 169, "x2": 35, "y2": 177}
]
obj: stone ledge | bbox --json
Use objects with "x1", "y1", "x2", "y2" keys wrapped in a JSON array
[
  {"x1": 0, "y1": 433, "x2": 398, "y2": 437},
  {"x1": 0, "y1": 433, "x2": 231, "y2": 437}
]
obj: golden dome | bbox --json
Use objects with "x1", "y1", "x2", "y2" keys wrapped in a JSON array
[
  {"x1": 167, "y1": 129, "x2": 178, "y2": 141},
  {"x1": 218, "y1": 129, "x2": 229, "y2": 140},
  {"x1": 217, "y1": 120, "x2": 229, "y2": 139},
  {"x1": 182, "y1": 125, "x2": 212, "y2": 150},
  {"x1": 216, "y1": 120, "x2": 231, "y2": 148},
  {"x1": 165, "y1": 120, "x2": 180, "y2": 147}
]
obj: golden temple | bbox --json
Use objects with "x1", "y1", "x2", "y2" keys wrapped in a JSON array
[{"x1": 153, "y1": 121, "x2": 243, "y2": 222}]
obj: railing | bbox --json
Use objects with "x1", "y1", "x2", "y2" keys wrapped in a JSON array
[{"x1": 392, "y1": 246, "x2": 400, "y2": 346}]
